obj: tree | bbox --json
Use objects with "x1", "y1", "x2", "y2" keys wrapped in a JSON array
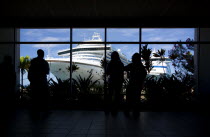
[
  {"x1": 141, "y1": 44, "x2": 153, "y2": 73},
  {"x1": 153, "y1": 49, "x2": 166, "y2": 73},
  {"x1": 66, "y1": 62, "x2": 79, "y2": 73},
  {"x1": 168, "y1": 38, "x2": 194, "y2": 75},
  {"x1": 100, "y1": 57, "x2": 108, "y2": 81},
  {"x1": 19, "y1": 56, "x2": 31, "y2": 91}
]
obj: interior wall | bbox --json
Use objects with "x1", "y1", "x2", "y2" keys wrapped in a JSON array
[
  {"x1": 0, "y1": 28, "x2": 20, "y2": 90},
  {"x1": 197, "y1": 28, "x2": 210, "y2": 95},
  {"x1": 0, "y1": 28, "x2": 15, "y2": 63}
]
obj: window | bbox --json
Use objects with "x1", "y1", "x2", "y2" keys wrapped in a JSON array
[{"x1": 19, "y1": 27, "x2": 196, "y2": 105}]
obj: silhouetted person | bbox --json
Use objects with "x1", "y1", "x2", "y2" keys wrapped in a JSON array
[
  {"x1": 28, "y1": 49, "x2": 50, "y2": 115},
  {"x1": 124, "y1": 53, "x2": 147, "y2": 112},
  {"x1": 0, "y1": 55, "x2": 16, "y2": 110},
  {"x1": 106, "y1": 51, "x2": 124, "y2": 111}
]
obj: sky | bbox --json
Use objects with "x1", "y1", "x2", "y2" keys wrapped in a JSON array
[
  {"x1": 20, "y1": 28, "x2": 195, "y2": 85},
  {"x1": 20, "y1": 28, "x2": 194, "y2": 60}
]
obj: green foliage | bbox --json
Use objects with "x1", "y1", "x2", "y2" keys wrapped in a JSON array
[
  {"x1": 19, "y1": 56, "x2": 31, "y2": 89},
  {"x1": 168, "y1": 39, "x2": 194, "y2": 74},
  {"x1": 141, "y1": 44, "x2": 153, "y2": 73},
  {"x1": 144, "y1": 39, "x2": 195, "y2": 106},
  {"x1": 49, "y1": 77, "x2": 70, "y2": 103},
  {"x1": 144, "y1": 73, "x2": 195, "y2": 105},
  {"x1": 100, "y1": 57, "x2": 108, "y2": 81},
  {"x1": 19, "y1": 56, "x2": 31, "y2": 74},
  {"x1": 73, "y1": 72, "x2": 100, "y2": 95},
  {"x1": 100, "y1": 57, "x2": 108, "y2": 69},
  {"x1": 66, "y1": 62, "x2": 79, "y2": 73}
]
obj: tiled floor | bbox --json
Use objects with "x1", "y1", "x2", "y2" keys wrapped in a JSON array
[{"x1": 1, "y1": 109, "x2": 210, "y2": 137}]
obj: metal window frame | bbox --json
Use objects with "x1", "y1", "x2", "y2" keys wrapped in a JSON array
[{"x1": 1, "y1": 27, "x2": 206, "y2": 97}]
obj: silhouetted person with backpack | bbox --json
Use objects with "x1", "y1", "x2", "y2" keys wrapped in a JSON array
[
  {"x1": 106, "y1": 51, "x2": 124, "y2": 112},
  {"x1": 28, "y1": 49, "x2": 50, "y2": 116},
  {"x1": 124, "y1": 53, "x2": 147, "y2": 113}
]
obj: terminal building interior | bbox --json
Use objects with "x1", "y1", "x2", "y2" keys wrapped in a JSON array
[{"x1": 1, "y1": 0, "x2": 210, "y2": 137}]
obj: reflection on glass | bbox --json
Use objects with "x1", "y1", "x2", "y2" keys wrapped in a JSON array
[
  {"x1": 142, "y1": 28, "x2": 195, "y2": 42},
  {"x1": 107, "y1": 28, "x2": 139, "y2": 42},
  {"x1": 73, "y1": 29, "x2": 105, "y2": 42},
  {"x1": 20, "y1": 44, "x2": 70, "y2": 86},
  {"x1": 20, "y1": 29, "x2": 70, "y2": 42}
]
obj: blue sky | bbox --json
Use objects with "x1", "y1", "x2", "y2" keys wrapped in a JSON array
[{"x1": 20, "y1": 28, "x2": 194, "y2": 60}]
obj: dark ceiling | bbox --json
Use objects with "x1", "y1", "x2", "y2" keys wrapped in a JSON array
[{"x1": 0, "y1": 0, "x2": 210, "y2": 27}]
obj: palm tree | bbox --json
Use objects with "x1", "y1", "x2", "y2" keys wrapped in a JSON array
[
  {"x1": 66, "y1": 62, "x2": 79, "y2": 73},
  {"x1": 141, "y1": 44, "x2": 153, "y2": 73},
  {"x1": 73, "y1": 71, "x2": 100, "y2": 95},
  {"x1": 19, "y1": 56, "x2": 31, "y2": 90},
  {"x1": 153, "y1": 49, "x2": 166, "y2": 73}
]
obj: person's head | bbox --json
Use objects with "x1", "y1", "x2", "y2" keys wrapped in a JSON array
[
  {"x1": 37, "y1": 49, "x2": 44, "y2": 58},
  {"x1": 111, "y1": 51, "x2": 120, "y2": 61},
  {"x1": 132, "y1": 53, "x2": 141, "y2": 63}
]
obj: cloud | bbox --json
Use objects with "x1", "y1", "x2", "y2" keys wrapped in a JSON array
[
  {"x1": 44, "y1": 29, "x2": 70, "y2": 33},
  {"x1": 142, "y1": 28, "x2": 194, "y2": 42},
  {"x1": 119, "y1": 29, "x2": 139, "y2": 37},
  {"x1": 142, "y1": 29, "x2": 157, "y2": 33},
  {"x1": 33, "y1": 44, "x2": 60, "y2": 48},
  {"x1": 21, "y1": 29, "x2": 70, "y2": 42},
  {"x1": 40, "y1": 37, "x2": 69, "y2": 42},
  {"x1": 108, "y1": 29, "x2": 139, "y2": 37}
]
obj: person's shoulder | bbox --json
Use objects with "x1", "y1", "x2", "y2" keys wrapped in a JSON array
[
  {"x1": 120, "y1": 61, "x2": 124, "y2": 66},
  {"x1": 31, "y1": 57, "x2": 38, "y2": 61},
  {"x1": 30, "y1": 57, "x2": 37, "y2": 64},
  {"x1": 127, "y1": 63, "x2": 133, "y2": 67},
  {"x1": 43, "y1": 59, "x2": 49, "y2": 65}
]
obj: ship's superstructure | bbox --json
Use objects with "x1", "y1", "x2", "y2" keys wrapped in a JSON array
[{"x1": 46, "y1": 33, "x2": 171, "y2": 82}]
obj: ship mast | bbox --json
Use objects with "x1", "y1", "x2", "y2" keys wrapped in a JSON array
[{"x1": 92, "y1": 32, "x2": 102, "y2": 41}]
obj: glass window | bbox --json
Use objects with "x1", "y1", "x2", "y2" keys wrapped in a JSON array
[
  {"x1": 142, "y1": 28, "x2": 195, "y2": 42},
  {"x1": 20, "y1": 28, "x2": 70, "y2": 42},
  {"x1": 107, "y1": 28, "x2": 139, "y2": 42},
  {"x1": 73, "y1": 28, "x2": 104, "y2": 42},
  {"x1": 20, "y1": 44, "x2": 70, "y2": 86}
]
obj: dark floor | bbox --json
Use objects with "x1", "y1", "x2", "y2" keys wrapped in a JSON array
[{"x1": 1, "y1": 109, "x2": 210, "y2": 137}]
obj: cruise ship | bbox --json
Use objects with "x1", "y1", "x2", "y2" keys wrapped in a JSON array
[
  {"x1": 46, "y1": 32, "x2": 130, "y2": 83},
  {"x1": 147, "y1": 49, "x2": 171, "y2": 76},
  {"x1": 46, "y1": 33, "x2": 171, "y2": 83}
]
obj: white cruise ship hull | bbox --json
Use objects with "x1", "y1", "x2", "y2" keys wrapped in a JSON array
[{"x1": 47, "y1": 59, "x2": 104, "y2": 84}]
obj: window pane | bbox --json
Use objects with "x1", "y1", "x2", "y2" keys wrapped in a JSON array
[
  {"x1": 73, "y1": 28, "x2": 104, "y2": 42},
  {"x1": 142, "y1": 44, "x2": 174, "y2": 75},
  {"x1": 20, "y1": 44, "x2": 70, "y2": 86},
  {"x1": 106, "y1": 44, "x2": 139, "y2": 102},
  {"x1": 72, "y1": 43, "x2": 104, "y2": 94},
  {"x1": 107, "y1": 28, "x2": 139, "y2": 42},
  {"x1": 142, "y1": 44, "x2": 194, "y2": 76},
  {"x1": 20, "y1": 29, "x2": 70, "y2": 42},
  {"x1": 142, "y1": 28, "x2": 195, "y2": 42}
]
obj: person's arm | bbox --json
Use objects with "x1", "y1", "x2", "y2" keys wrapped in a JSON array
[
  {"x1": 46, "y1": 62, "x2": 50, "y2": 75},
  {"x1": 28, "y1": 60, "x2": 33, "y2": 82},
  {"x1": 141, "y1": 66, "x2": 147, "y2": 79}
]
